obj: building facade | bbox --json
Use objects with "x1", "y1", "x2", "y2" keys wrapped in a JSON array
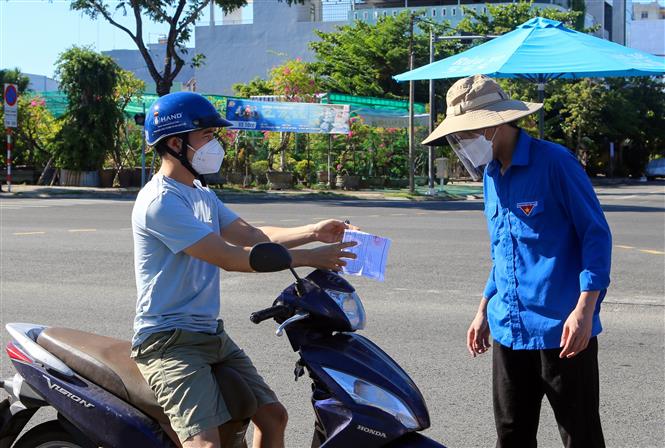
[
  {"x1": 627, "y1": 1, "x2": 665, "y2": 56},
  {"x1": 193, "y1": 0, "x2": 344, "y2": 95}
]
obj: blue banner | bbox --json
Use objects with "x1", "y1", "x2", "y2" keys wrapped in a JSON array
[{"x1": 225, "y1": 99, "x2": 350, "y2": 134}]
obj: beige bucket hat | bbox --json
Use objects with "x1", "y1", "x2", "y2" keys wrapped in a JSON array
[{"x1": 422, "y1": 74, "x2": 543, "y2": 146}]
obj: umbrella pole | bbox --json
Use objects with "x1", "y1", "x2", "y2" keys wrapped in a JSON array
[{"x1": 537, "y1": 81, "x2": 545, "y2": 139}]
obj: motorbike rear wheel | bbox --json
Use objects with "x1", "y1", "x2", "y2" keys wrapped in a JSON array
[{"x1": 13, "y1": 420, "x2": 83, "y2": 448}]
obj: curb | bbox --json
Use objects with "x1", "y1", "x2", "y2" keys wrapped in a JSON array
[{"x1": 1, "y1": 187, "x2": 476, "y2": 202}]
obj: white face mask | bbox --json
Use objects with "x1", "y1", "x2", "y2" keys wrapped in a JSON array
[
  {"x1": 188, "y1": 139, "x2": 225, "y2": 175},
  {"x1": 458, "y1": 134, "x2": 494, "y2": 168}
]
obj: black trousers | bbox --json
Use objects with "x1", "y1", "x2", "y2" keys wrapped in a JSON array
[{"x1": 492, "y1": 337, "x2": 605, "y2": 448}]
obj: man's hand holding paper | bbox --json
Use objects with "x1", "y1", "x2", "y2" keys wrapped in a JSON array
[{"x1": 341, "y1": 230, "x2": 392, "y2": 281}]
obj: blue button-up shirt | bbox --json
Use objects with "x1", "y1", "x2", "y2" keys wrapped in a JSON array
[{"x1": 483, "y1": 130, "x2": 612, "y2": 350}]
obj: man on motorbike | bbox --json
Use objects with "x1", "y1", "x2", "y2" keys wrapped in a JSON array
[
  {"x1": 131, "y1": 92, "x2": 356, "y2": 448},
  {"x1": 423, "y1": 75, "x2": 612, "y2": 448}
]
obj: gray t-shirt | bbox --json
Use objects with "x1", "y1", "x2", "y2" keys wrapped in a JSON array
[{"x1": 131, "y1": 174, "x2": 239, "y2": 347}]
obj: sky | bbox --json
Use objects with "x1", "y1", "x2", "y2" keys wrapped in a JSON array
[{"x1": 0, "y1": 0, "x2": 220, "y2": 78}]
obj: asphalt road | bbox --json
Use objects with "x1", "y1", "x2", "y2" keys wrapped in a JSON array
[{"x1": 1, "y1": 183, "x2": 663, "y2": 447}]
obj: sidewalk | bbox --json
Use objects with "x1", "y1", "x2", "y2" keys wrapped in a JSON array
[{"x1": 0, "y1": 182, "x2": 484, "y2": 201}]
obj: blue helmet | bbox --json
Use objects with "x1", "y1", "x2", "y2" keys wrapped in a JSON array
[{"x1": 144, "y1": 92, "x2": 233, "y2": 146}]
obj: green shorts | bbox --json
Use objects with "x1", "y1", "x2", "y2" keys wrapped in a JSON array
[{"x1": 131, "y1": 321, "x2": 278, "y2": 442}]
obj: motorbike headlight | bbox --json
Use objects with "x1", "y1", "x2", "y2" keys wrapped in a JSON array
[
  {"x1": 324, "y1": 289, "x2": 366, "y2": 330},
  {"x1": 322, "y1": 367, "x2": 419, "y2": 430}
]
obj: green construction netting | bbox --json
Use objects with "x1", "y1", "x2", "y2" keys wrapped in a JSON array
[
  {"x1": 33, "y1": 91, "x2": 230, "y2": 119},
  {"x1": 31, "y1": 91, "x2": 425, "y2": 119},
  {"x1": 320, "y1": 92, "x2": 427, "y2": 114}
]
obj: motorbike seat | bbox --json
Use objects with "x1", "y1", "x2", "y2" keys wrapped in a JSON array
[{"x1": 36, "y1": 327, "x2": 258, "y2": 426}]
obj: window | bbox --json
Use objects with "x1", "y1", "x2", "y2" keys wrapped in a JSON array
[
  {"x1": 442, "y1": 8, "x2": 447, "y2": 16},
  {"x1": 393, "y1": 11, "x2": 397, "y2": 17},
  {"x1": 354, "y1": 12, "x2": 358, "y2": 19},
  {"x1": 432, "y1": 9, "x2": 436, "y2": 17},
  {"x1": 483, "y1": 7, "x2": 487, "y2": 14},
  {"x1": 364, "y1": 12, "x2": 368, "y2": 20},
  {"x1": 452, "y1": 8, "x2": 456, "y2": 16},
  {"x1": 374, "y1": 11, "x2": 378, "y2": 19},
  {"x1": 640, "y1": 11, "x2": 648, "y2": 19}
]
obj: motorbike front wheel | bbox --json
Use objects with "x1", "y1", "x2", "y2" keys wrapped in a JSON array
[{"x1": 13, "y1": 420, "x2": 83, "y2": 448}]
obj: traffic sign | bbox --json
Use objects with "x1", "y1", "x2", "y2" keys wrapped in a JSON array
[{"x1": 4, "y1": 84, "x2": 18, "y2": 128}]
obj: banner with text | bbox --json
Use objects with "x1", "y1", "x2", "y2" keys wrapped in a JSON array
[{"x1": 225, "y1": 99, "x2": 350, "y2": 134}]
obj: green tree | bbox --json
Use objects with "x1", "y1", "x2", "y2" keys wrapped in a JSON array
[
  {"x1": 0, "y1": 95, "x2": 61, "y2": 169},
  {"x1": 0, "y1": 69, "x2": 60, "y2": 169},
  {"x1": 52, "y1": 46, "x2": 125, "y2": 171},
  {"x1": 270, "y1": 58, "x2": 319, "y2": 102},
  {"x1": 14, "y1": 96, "x2": 62, "y2": 168},
  {"x1": 604, "y1": 77, "x2": 665, "y2": 177},
  {"x1": 233, "y1": 59, "x2": 320, "y2": 172},
  {"x1": 110, "y1": 70, "x2": 147, "y2": 172},
  {"x1": 310, "y1": 11, "x2": 452, "y2": 101},
  {"x1": 72, "y1": 0, "x2": 301, "y2": 96},
  {"x1": 456, "y1": 0, "x2": 585, "y2": 35},
  {"x1": 0, "y1": 68, "x2": 30, "y2": 94},
  {"x1": 232, "y1": 76, "x2": 274, "y2": 98}
]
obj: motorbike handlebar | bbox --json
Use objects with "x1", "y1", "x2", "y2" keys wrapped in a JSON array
[{"x1": 250, "y1": 305, "x2": 290, "y2": 324}]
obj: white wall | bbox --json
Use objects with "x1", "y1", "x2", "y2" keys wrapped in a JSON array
[{"x1": 628, "y1": 19, "x2": 665, "y2": 56}]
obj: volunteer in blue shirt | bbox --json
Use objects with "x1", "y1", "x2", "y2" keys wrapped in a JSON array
[{"x1": 423, "y1": 75, "x2": 612, "y2": 448}]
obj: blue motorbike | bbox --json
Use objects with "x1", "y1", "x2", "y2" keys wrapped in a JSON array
[{"x1": 0, "y1": 243, "x2": 447, "y2": 447}]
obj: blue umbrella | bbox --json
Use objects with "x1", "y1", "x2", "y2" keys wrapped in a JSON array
[{"x1": 394, "y1": 17, "x2": 665, "y2": 137}]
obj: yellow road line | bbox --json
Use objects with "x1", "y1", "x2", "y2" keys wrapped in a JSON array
[
  {"x1": 13, "y1": 231, "x2": 46, "y2": 236},
  {"x1": 640, "y1": 249, "x2": 665, "y2": 255},
  {"x1": 615, "y1": 245, "x2": 664, "y2": 255},
  {"x1": 68, "y1": 229, "x2": 97, "y2": 233}
]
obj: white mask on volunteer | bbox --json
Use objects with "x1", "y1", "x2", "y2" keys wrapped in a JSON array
[
  {"x1": 188, "y1": 139, "x2": 225, "y2": 175},
  {"x1": 458, "y1": 134, "x2": 495, "y2": 168},
  {"x1": 446, "y1": 128, "x2": 497, "y2": 180}
]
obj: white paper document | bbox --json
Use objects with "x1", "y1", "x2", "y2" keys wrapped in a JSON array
[{"x1": 341, "y1": 230, "x2": 392, "y2": 281}]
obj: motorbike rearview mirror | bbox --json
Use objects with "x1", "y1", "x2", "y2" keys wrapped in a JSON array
[
  {"x1": 249, "y1": 243, "x2": 293, "y2": 273},
  {"x1": 249, "y1": 243, "x2": 306, "y2": 296}
]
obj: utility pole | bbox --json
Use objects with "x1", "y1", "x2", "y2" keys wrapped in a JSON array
[
  {"x1": 408, "y1": 13, "x2": 415, "y2": 194},
  {"x1": 427, "y1": 27, "x2": 436, "y2": 195}
]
